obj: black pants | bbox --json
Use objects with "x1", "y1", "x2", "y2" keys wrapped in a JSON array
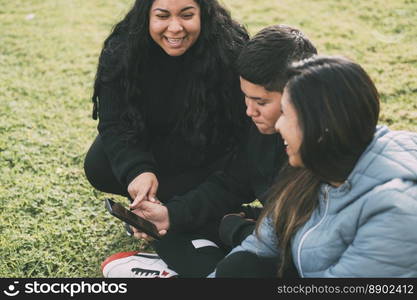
[
  {"x1": 214, "y1": 250, "x2": 299, "y2": 278},
  {"x1": 152, "y1": 227, "x2": 228, "y2": 278},
  {"x1": 215, "y1": 251, "x2": 278, "y2": 278},
  {"x1": 84, "y1": 135, "x2": 129, "y2": 197}
]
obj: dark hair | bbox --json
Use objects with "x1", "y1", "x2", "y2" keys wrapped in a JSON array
[
  {"x1": 257, "y1": 55, "x2": 380, "y2": 277},
  {"x1": 288, "y1": 56, "x2": 380, "y2": 182},
  {"x1": 236, "y1": 24, "x2": 317, "y2": 92},
  {"x1": 92, "y1": 0, "x2": 249, "y2": 152}
]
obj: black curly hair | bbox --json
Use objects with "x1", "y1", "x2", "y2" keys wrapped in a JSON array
[{"x1": 92, "y1": 0, "x2": 249, "y2": 152}]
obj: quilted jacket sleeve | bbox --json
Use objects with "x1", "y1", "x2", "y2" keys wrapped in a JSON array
[
  {"x1": 323, "y1": 180, "x2": 417, "y2": 277},
  {"x1": 223, "y1": 216, "x2": 279, "y2": 258}
]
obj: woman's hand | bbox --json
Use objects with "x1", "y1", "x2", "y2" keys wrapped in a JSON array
[
  {"x1": 130, "y1": 201, "x2": 170, "y2": 240},
  {"x1": 128, "y1": 172, "x2": 159, "y2": 209}
]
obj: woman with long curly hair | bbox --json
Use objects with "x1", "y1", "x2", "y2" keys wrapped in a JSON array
[
  {"x1": 211, "y1": 55, "x2": 417, "y2": 278},
  {"x1": 84, "y1": 0, "x2": 249, "y2": 210}
]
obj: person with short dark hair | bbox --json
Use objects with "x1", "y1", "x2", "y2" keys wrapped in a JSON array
[
  {"x1": 210, "y1": 55, "x2": 417, "y2": 278},
  {"x1": 101, "y1": 24, "x2": 318, "y2": 278}
]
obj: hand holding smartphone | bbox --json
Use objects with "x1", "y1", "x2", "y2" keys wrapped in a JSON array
[{"x1": 104, "y1": 198, "x2": 161, "y2": 240}]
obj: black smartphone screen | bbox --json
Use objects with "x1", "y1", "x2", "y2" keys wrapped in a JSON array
[{"x1": 105, "y1": 198, "x2": 161, "y2": 240}]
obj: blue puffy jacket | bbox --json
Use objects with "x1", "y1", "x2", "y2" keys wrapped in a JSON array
[{"x1": 210, "y1": 126, "x2": 417, "y2": 277}]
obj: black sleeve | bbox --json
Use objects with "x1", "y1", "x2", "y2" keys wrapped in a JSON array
[
  {"x1": 165, "y1": 129, "x2": 256, "y2": 232},
  {"x1": 94, "y1": 37, "x2": 158, "y2": 187},
  {"x1": 219, "y1": 214, "x2": 256, "y2": 248},
  {"x1": 96, "y1": 83, "x2": 158, "y2": 187},
  {"x1": 239, "y1": 205, "x2": 262, "y2": 220}
]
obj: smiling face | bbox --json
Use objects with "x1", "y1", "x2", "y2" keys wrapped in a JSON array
[
  {"x1": 240, "y1": 77, "x2": 283, "y2": 134},
  {"x1": 275, "y1": 89, "x2": 304, "y2": 167},
  {"x1": 149, "y1": 0, "x2": 201, "y2": 57}
]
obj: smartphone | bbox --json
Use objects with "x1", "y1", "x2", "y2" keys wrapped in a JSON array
[{"x1": 104, "y1": 198, "x2": 161, "y2": 240}]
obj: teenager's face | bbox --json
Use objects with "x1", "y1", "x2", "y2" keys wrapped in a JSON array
[
  {"x1": 240, "y1": 77, "x2": 283, "y2": 134},
  {"x1": 275, "y1": 89, "x2": 304, "y2": 167},
  {"x1": 149, "y1": 0, "x2": 201, "y2": 56}
]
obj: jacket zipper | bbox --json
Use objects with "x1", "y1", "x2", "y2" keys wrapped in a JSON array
[{"x1": 297, "y1": 185, "x2": 330, "y2": 277}]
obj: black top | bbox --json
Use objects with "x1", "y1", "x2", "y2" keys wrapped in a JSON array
[{"x1": 95, "y1": 35, "x2": 246, "y2": 189}]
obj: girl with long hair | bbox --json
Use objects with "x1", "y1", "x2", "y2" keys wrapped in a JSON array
[
  {"x1": 212, "y1": 55, "x2": 417, "y2": 277},
  {"x1": 84, "y1": 0, "x2": 249, "y2": 208}
]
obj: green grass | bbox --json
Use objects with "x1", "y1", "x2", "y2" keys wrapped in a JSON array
[{"x1": 1, "y1": 0, "x2": 416, "y2": 277}]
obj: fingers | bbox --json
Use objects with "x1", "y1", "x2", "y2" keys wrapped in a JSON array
[
  {"x1": 133, "y1": 231, "x2": 147, "y2": 239},
  {"x1": 131, "y1": 221, "x2": 167, "y2": 240},
  {"x1": 127, "y1": 172, "x2": 159, "y2": 208},
  {"x1": 136, "y1": 230, "x2": 166, "y2": 240},
  {"x1": 130, "y1": 192, "x2": 147, "y2": 209},
  {"x1": 148, "y1": 181, "x2": 159, "y2": 203},
  {"x1": 148, "y1": 197, "x2": 161, "y2": 204},
  {"x1": 132, "y1": 227, "x2": 150, "y2": 240},
  {"x1": 159, "y1": 229, "x2": 167, "y2": 236}
]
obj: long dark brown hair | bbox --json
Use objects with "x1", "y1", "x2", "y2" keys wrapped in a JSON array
[
  {"x1": 257, "y1": 55, "x2": 380, "y2": 277},
  {"x1": 92, "y1": 0, "x2": 249, "y2": 153}
]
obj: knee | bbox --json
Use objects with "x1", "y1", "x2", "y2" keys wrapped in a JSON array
[
  {"x1": 83, "y1": 137, "x2": 127, "y2": 196},
  {"x1": 215, "y1": 251, "x2": 277, "y2": 278},
  {"x1": 83, "y1": 145, "x2": 100, "y2": 190},
  {"x1": 83, "y1": 136, "x2": 110, "y2": 192}
]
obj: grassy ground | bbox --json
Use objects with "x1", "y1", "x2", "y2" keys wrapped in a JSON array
[{"x1": 1, "y1": 0, "x2": 416, "y2": 277}]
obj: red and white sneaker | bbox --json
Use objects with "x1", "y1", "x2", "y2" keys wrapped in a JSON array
[{"x1": 101, "y1": 251, "x2": 178, "y2": 278}]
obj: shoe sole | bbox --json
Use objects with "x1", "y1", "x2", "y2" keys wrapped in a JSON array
[
  {"x1": 101, "y1": 251, "x2": 140, "y2": 271},
  {"x1": 101, "y1": 252, "x2": 176, "y2": 278}
]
